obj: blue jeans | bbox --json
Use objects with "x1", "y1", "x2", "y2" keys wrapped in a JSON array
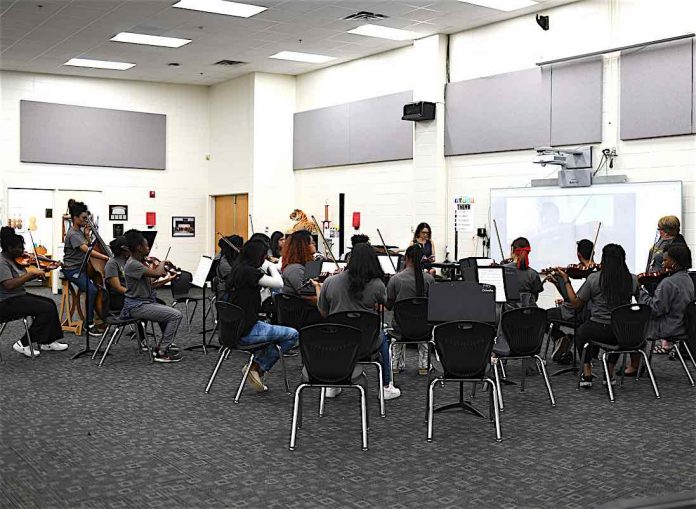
[
  {"x1": 240, "y1": 321, "x2": 299, "y2": 372},
  {"x1": 63, "y1": 268, "x2": 99, "y2": 324},
  {"x1": 378, "y1": 332, "x2": 393, "y2": 386}
]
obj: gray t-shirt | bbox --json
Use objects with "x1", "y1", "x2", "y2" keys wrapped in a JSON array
[
  {"x1": 577, "y1": 271, "x2": 638, "y2": 324},
  {"x1": 63, "y1": 227, "x2": 87, "y2": 270},
  {"x1": 318, "y1": 270, "x2": 386, "y2": 316},
  {"x1": 387, "y1": 267, "x2": 434, "y2": 303},
  {"x1": 124, "y1": 258, "x2": 153, "y2": 300},
  {"x1": 0, "y1": 254, "x2": 26, "y2": 302},
  {"x1": 104, "y1": 256, "x2": 127, "y2": 286},
  {"x1": 282, "y1": 263, "x2": 306, "y2": 296}
]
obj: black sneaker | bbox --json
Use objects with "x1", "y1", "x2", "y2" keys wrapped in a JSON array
[{"x1": 153, "y1": 349, "x2": 182, "y2": 363}]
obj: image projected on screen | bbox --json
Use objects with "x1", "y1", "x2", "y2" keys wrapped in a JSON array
[{"x1": 490, "y1": 181, "x2": 682, "y2": 274}]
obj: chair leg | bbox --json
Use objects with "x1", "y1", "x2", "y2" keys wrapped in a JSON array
[
  {"x1": 427, "y1": 378, "x2": 438, "y2": 442},
  {"x1": 673, "y1": 342, "x2": 695, "y2": 387},
  {"x1": 205, "y1": 347, "x2": 228, "y2": 394},
  {"x1": 486, "y1": 378, "x2": 502, "y2": 442},
  {"x1": 601, "y1": 351, "x2": 615, "y2": 402},
  {"x1": 577, "y1": 343, "x2": 589, "y2": 389},
  {"x1": 638, "y1": 349, "x2": 660, "y2": 399},
  {"x1": 319, "y1": 388, "x2": 326, "y2": 417},
  {"x1": 493, "y1": 361, "x2": 504, "y2": 411},
  {"x1": 234, "y1": 353, "x2": 254, "y2": 403},
  {"x1": 276, "y1": 344, "x2": 290, "y2": 394},
  {"x1": 92, "y1": 326, "x2": 111, "y2": 360},
  {"x1": 535, "y1": 355, "x2": 556, "y2": 407},
  {"x1": 682, "y1": 341, "x2": 696, "y2": 369},
  {"x1": 499, "y1": 358, "x2": 508, "y2": 380},
  {"x1": 364, "y1": 361, "x2": 385, "y2": 418},
  {"x1": 0, "y1": 322, "x2": 6, "y2": 362},
  {"x1": 190, "y1": 300, "x2": 198, "y2": 325},
  {"x1": 22, "y1": 319, "x2": 35, "y2": 359},
  {"x1": 356, "y1": 384, "x2": 368, "y2": 451},
  {"x1": 298, "y1": 387, "x2": 304, "y2": 429},
  {"x1": 184, "y1": 301, "x2": 191, "y2": 332},
  {"x1": 98, "y1": 327, "x2": 121, "y2": 367},
  {"x1": 520, "y1": 358, "x2": 527, "y2": 392},
  {"x1": 289, "y1": 384, "x2": 307, "y2": 451},
  {"x1": 619, "y1": 353, "x2": 627, "y2": 387}
]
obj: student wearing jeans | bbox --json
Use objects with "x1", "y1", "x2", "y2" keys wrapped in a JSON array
[
  {"x1": 315, "y1": 242, "x2": 401, "y2": 400},
  {"x1": 225, "y1": 240, "x2": 299, "y2": 392},
  {"x1": 120, "y1": 230, "x2": 182, "y2": 363}
]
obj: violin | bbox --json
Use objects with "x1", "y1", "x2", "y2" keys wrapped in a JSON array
[
  {"x1": 541, "y1": 263, "x2": 600, "y2": 280},
  {"x1": 637, "y1": 268, "x2": 673, "y2": 285},
  {"x1": 14, "y1": 252, "x2": 62, "y2": 271},
  {"x1": 144, "y1": 256, "x2": 180, "y2": 278}
]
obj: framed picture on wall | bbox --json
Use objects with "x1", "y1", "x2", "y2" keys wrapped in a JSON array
[
  {"x1": 172, "y1": 216, "x2": 195, "y2": 237},
  {"x1": 109, "y1": 205, "x2": 128, "y2": 221}
]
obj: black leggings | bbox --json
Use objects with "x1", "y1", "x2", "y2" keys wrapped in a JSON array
[
  {"x1": 575, "y1": 320, "x2": 620, "y2": 365},
  {"x1": 0, "y1": 294, "x2": 64, "y2": 346}
]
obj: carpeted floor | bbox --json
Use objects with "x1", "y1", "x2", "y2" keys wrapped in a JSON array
[{"x1": 1, "y1": 289, "x2": 695, "y2": 509}]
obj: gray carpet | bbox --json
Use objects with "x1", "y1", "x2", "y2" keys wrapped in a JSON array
[{"x1": 1, "y1": 289, "x2": 695, "y2": 509}]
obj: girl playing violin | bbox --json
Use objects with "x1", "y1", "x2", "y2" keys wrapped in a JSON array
[
  {"x1": 0, "y1": 227, "x2": 67, "y2": 357},
  {"x1": 503, "y1": 237, "x2": 543, "y2": 306}
]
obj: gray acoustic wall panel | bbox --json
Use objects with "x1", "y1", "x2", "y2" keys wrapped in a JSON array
[
  {"x1": 445, "y1": 68, "x2": 551, "y2": 155},
  {"x1": 693, "y1": 39, "x2": 696, "y2": 134},
  {"x1": 551, "y1": 59, "x2": 603, "y2": 146},
  {"x1": 293, "y1": 103, "x2": 350, "y2": 170},
  {"x1": 348, "y1": 91, "x2": 413, "y2": 165},
  {"x1": 20, "y1": 100, "x2": 166, "y2": 170},
  {"x1": 620, "y1": 40, "x2": 693, "y2": 140}
]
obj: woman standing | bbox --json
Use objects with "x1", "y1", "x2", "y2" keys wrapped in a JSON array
[{"x1": 413, "y1": 223, "x2": 435, "y2": 263}]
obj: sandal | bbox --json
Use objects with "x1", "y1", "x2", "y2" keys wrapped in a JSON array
[{"x1": 651, "y1": 344, "x2": 669, "y2": 355}]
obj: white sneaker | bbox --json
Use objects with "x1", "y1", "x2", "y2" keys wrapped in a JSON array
[
  {"x1": 12, "y1": 341, "x2": 40, "y2": 358},
  {"x1": 382, "y1": 383, "x2": 401, "y2": 400},
  {"x1": 40, "y1": 341, "x2": 69, "y2": 351},
  {"x1": 326, "y1": 387, "x2": 342, "y2": 398}
]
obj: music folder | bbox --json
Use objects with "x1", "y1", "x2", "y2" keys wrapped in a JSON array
[{"x1": 427, "y1": 281, "x2": 496, "y2": 323}]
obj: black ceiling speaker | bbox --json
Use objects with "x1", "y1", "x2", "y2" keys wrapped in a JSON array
[{"x1": 536, "y1": 14, "x2": 549, "y2": 31}]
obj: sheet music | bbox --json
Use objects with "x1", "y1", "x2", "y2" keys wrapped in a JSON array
[
  {"x1": 377, "y1": 255, "x2": 400, "y2": 275},
  {"x1": 321, "y1": 261, "x2": 346, "y2": 274},
  {"x1": 475, "y1": 258, "x2": 493, "y2": 267},
  {"x1": 477, "y1": 267, "x2": 507, "y2": 303},
  {"x1": 192, "y1": 255, "x2": 213, "y2": 288}
]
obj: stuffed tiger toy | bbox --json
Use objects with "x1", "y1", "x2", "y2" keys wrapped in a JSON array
[{"x1": 289, "y1": 209, "x2": 318, "y2": 233}]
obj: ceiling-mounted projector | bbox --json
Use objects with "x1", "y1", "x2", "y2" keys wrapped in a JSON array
[{"x1": 533, "y1": 146, "x2": 592, "y2": 169}]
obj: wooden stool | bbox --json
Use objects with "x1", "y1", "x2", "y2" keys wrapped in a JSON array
[{"x1": 59, "y1": 278, "x2": 83, "y2": 336}]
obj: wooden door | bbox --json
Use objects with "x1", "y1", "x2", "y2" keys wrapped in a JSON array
[{"x1": 214, "y1": 194, "x2": 248, "y2": 253}]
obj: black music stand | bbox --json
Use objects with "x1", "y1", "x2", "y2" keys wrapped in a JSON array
[
  {"x1": 71, "y1": 237, "x2": 99, "y2": 360},
  {"x1": 427, "y1": 281, "x2": 496, "y2": 418},
  {"x1": 187, "y1": 256, "x2": 219, "y2": 354}
]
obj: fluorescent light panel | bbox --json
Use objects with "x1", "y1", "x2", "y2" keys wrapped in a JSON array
[
  {"x1": 64, "y1": 58, "x2": 135, "y2": 70},
  {"x1": 172, "y1": 0, "x2": 266, "y2": 18},
  {"x1": 269, "y1": 51, "x2": 335, "y2": 64},
  {"x1": 457, "y1": 0, "x2": 538, "y2": 12},
  {"x1": 111, "y1": 32, "x2": 191, "y2": 48},
  {"x1": 347, "y1": 24, "x2": 422, "y2": 41}
]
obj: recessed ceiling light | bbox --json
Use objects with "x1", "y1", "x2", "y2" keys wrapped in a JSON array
[
  {"x1": 63, "y1": 58, "x2": 135, "y2": 70},
  {"x1": 456, "y1": 0, "x2": 538, "y2": 12},
  {"x1": 347, "y1": 24, "x2": 422, "y2": 41},
  {"x1": 269, "y1": 51, "x2": 336, "y2": 64},
  {"x1": 172, "y1": 0, "x2": 266, "y2": 18},
  {"x1": 110, "y1": 32, "x2": 191, "y2": 48}
]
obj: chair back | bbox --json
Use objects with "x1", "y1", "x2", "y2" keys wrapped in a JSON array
[
  {"x1": 215, "y1": 301, "x2": 246, "y2": 349},
  {"x1": 684, "y1": 301, "x2": 696, "y2": 350},
  {"x1": 610, "y1": 304, "x2": 650, "y2": 350},
  {"x1": 501, "y1": 307, "x2": 548, "y2": 356},
  {"x1": 327, "y1": 311, "x2": 381, "y2": 359},
  {"x1": 394, "y1": 297, "x2": 432, "y2": 341},
  {"x1": 433, "y1": 321, "x2": 496, "y2": 379},
  {"x1": 171, "y1": 271, "x2": 193, "y2": 300},
  {"x1": 276, "y1": 293, "x2": 313, "y2": 330},
  {"x1": 107, "y1": 288, "x2": 125, "y2": 314},
  {"x1": 300, "y1": 324, "x2": 362, "y2": 385}
]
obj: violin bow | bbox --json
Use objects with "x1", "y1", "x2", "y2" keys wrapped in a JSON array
[
  {"x1": 311, "y1": 215, "x2": 340, "y2": 266},
  {"x1": 216, "y1": 232, "x2": 241, "y2": 253},
  {"x1": 249, "y1": 214, "x2": 255, "y2": 235},
  {"x1": 376, "y1": 228, "x2": 397, "y2": 273},
  {"x1": 589, "y1": 221, "x2": 602, "y2": 263},
  {"x1": 493, "y1": 219, "x2": 505, "y2": 262},
  {"x1": 645, "y1": 228, "x2": 660, "y2": 273},
  {"x1": 27, "y1": 230, "x2": 45, "y2": 279}
]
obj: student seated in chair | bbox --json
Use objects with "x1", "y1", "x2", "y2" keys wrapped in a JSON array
[
  {"x1": 280, "y1": 230, "x2": 323, "y2": 326},
  {"x1": 225, "y1": 240, "x2": 299, "y2": 392},
  {"x1": 104, "y1": 236, "x2": 129, "y2": 296},
  {"x1": 0, "y1": 227, "x2": 67, "y2": 357},
  {"x1": 315, "y1": 242, "x2": 401, "y2": 400},
  {"x1": 503, "y1": 237, "x2": 544, "y2": 307},
  {"x1": 638, "y1": 245, "x2": 695, "y2": 365},
  {"x1": 385, "y1": 244, "x2": 434, "y2": 375}
]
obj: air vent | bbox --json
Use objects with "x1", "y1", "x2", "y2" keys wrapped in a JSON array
[
  {"x1": 342, "y1": 11, "x2": 388, "y2": 21},
  {"x1": 213, "y1": 59, "x2": 247, "y2": 66}
]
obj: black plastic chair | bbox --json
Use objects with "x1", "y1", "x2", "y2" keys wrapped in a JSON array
[
  {"x1": 205, "y1": 302, "x2": 290, "y2": 402},
  {"x1": 497, "y1": 307, "x2": 555, "y2": 409},
  {"x1": 577, "y1": 304, "x2": 658, "y2": 402},
  {"x1": 386, "y1": 297, "x2": 433, "y2": 376},
  {"x1": 289, "y1": 323, "x2": 367, "y2": 451},
  {"x1": 276, "y1": 293, "x2": 322, "y2": 331},
  {"x1": 92, "y1": 290, "x2": 148, "y2": 366},
  {"x1": 327, "y1": 311, "x2": 385, "y2": 417},
  {"x1": 170, "y1": 271, "x2": 202, "y2": 332},
  {"x1": 0, "y1": 315, "x2": 35, "y2": 361},
  {"x1": 645, "y1": 300, "x2": 696, "y2": 386},
  {"x1": 427, "y1": 321, "x2": 501, "y2": 442}
]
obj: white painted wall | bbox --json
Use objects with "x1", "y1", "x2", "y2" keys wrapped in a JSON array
[{"x1": 0, "y1": 70, "x2": 211, "y2": 272}]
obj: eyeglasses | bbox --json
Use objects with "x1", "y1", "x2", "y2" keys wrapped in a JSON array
[{"x1": 421, "y1": 230, "x2": 431, "y2": 234}]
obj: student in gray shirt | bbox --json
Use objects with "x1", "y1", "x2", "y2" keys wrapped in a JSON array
[
  {"x1": 559, "y1": 244, "x2": 638, "y2": 387},
  {"x1": 639, "y1": 245, "x2": 695, "y2": 354},
  {"x1": 280, "y1": 231, "x2": 322, "y2": 326},
  {"x1": 316, "y1": 243, "x2": 401, "y2": 400},
  {"x1": 0, "y1": 227, "x2": 67, "y2": 357},
  {"x1": 502, "y1": 237, "x2": 544, "y2": 307},
  {"x1": 386, "y1": 244, "x2": 434, "y2": 375},
  {"x1": 120, "y1": 230, "x2": 182, "y2": 363},
  {"x1": 214, "y1": 235, "x2": 242, "y2": 296},
  {"x1": 104, "y1": 236, "x2": 129, "y2": 297}
]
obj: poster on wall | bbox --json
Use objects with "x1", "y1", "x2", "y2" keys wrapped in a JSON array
[
  {"x1": 109, "y1": 205, "x2": 128, "y2": 221},
  {"x1": 454, "y1": 196, "x2": 476, "y2": 233},
  {"x1": 172, "y1": 216, "x2": 195, "y2": 237}
]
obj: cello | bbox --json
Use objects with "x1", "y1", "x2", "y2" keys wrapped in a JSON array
[{"x1": 84, "y1": 215, "x2": 112, "y2": 321}]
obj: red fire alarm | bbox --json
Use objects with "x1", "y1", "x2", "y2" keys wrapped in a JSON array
[
  {"x1": 352, "y1": 212, "x2": 361, "y2": 230},
  {"x1": 146, "y1": 212, "x2": 156, "y2": 227},
  {"x1": 149, "y1": 191, "x2": 156, "y2": 198}
]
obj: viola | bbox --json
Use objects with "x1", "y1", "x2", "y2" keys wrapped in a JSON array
[
  {"x1": 15, "y1": 252, "x2": 62, "y2": 271},
  {"x1": 541, "y1": 263, "x2": 600, "y2": 280},
  {"x1": 637, "y1": 268, "x2": 673, "y2": 285}
]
